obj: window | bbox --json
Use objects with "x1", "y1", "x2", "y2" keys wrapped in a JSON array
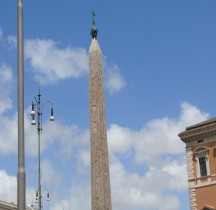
[
  {"x1": 194, "y1": 147, "x2": 209, "y2": 178},
  {"x1": 199, "y1": 157, "x2": 207, "y2": 177},
  {"x1": 198, "y1": 139, "x2": 204, "y2": 143},
  {"x1": 200, "y1": 206, "x2": 215, "y2": 210}
]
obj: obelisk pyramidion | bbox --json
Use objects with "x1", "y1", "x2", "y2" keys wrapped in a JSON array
[{"x1": 89, "y1": 11, "x2": 112, "y2": 210}]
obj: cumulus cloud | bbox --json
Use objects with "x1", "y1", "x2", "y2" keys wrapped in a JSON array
[
  {"x1": 78, "y1": 149, "x2": 90, "y2": 167},
  {"x1": 110, "y1": 159, "x2": 181, "y2": 210},
  {"x1": 0, "y1": 170, "x2": 17, "y2": 203},
  {"x1": 0, "y1": 64, "x2": 14, "y2": 114},
  {"x1": 0, "y1": 113, "x2": 17, "y2": 154},
  {"x1": 25, "y1": 38, "x2": 126, "y2": 92},
  {"x1": 35, "y1": 122, "x2": 89, "y2": 158},
  {"x1": 0, "y1": 64, "x2": 17, "y2": 153},
  {"x1": 50, "y1": 183, "x2": 90, "y2": 210},
  {"x1": 0, "y1": 97, "x2": 209, "y2": 210},
  {"x1": 4, "y1": 35, "x2": 126, "y2": 92},
  {"x1": 105, "y1": 101, "x2": 208, "y2": 209},
  {"x1": 108, "y1": 102, "x2": 209, "y2": 163},
  {"x1": 25, "y1": 39, "x2": 88, "y2": 85},
  {"x1": 108, "y1": 153, "x2": 187, "y2": 210},
  {"x1": 41, "y1": 159, "x2": 62, "y2": 186},
  {"x1": 7, "y1": 35, "x2": 16, "y2": 48},
  {"x1": 22, "y1": 114, "x2": 89, "y2": 158},
  {"x1": 0, "y1": 105, "x2": 90, "y2": 156},
  {"x1": 44, "y1": 101, "x2": 208, "y2": 210},
  {"x1": 105, "y1": 64, "x2": 126, "y2": 94},
  {"x1": 0, "y1": 28, "x2": 3, "y2": 40}
]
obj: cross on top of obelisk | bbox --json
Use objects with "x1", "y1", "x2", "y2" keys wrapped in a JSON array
[
  {"x1": 90, "y1": 9, "x2": 98, "y2": 39},
  {"x1": 92, "y1": 10, "x2": 96, "y2": 23}
]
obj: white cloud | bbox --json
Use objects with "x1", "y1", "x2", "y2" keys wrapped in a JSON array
[
  {"x1": 0, "y1": 28, "x2": 3, "y2": 40},
  {"x1": 0, "y1": 63, "x2": 17, "y2": 154},
  {"x1": 162, "y1": 159, "x2": 187, "y2": 191},
  {"x1": 47, "y1": 102, "x2": 208, "y2": 210},
  {"x1": 104, "y1": 101, "x2": 208, "y2": 209},
  {"x1": 41, "y1": 159, "x2": 62, "y2": 187},
  {"x1": 0, "y1": 113, "x2": 17, "y2": 154},
  {"x1": 108, "y1": 124, "x2": 134, "y2": 154},
  {"x1": 78, "y1": 149, "x2": 90, "y2": 167},
  {"x1": 4, "y1": 35, "x2": 126, "y2": 93},
  {"x1": 0, "y1": 64, "x2": 14, "y2": 114},
  {"x1": 108, "y1": 102, "x2": 209, "y2": 164},
  {"x1": 106, "y1": 65, "x2": 126, "y2": 94},
  {"x1": 36, "y1": 122, "x2": 89, "y2": 158},
  {"x1": 0, "y1": 170, "x2": 17, "y2": 204},
  {"x1": 0, "y1": 105, "x2": 90, "y2": 156},
  {"x1": 7, "y1": 35, "x2": 17, "y2": 48},
  {"x1": 50, "y1": 183, "x2": 90, "y2": 210},
  {"x1": 179, "y1": 102, "x2": 208, "y2": 126},
  {"x1": 109, "y1": 157, "x2": 183, "y2": 210},
  {"x1": 25, "y1": 39, "x2": 88, "y2": 85}
]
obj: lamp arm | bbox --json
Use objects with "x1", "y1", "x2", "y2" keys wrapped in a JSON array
[
  {"x1": 42, "y1": 188, "x2": 49, "y2": 193},
  {"x1": 40, "y1": 101, "x2": 54, "y2": 132},
  {"x1": 42, "y1": 188, "x2": 50, "y2": 201},
  {"x1": 41, "y1": 101, "x2": 53, "y2": 112},
  {"x1": 32, "y1": 97, "x2": 38, "y2": 108}
]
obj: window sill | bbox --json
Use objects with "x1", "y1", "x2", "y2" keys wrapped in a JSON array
[{"x1": 197, "y1": 175, "x2": 211, "y2": 180}]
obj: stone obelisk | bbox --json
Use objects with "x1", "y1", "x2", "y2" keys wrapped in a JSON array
[{"x1": 89, "y1": 11, "x2": 112, "y2": 210}]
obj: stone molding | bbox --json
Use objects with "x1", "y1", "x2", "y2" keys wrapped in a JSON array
[
  {"x1": 186, "y1": 147, "x2": 197, "y2": 210},
  {"x1": 189, "y1": 188, "x2": 197, "y2": 210}
]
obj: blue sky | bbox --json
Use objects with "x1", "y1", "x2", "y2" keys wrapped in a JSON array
[{"x1": 0, "y1": 0, "x2": 216, "y2": 210}]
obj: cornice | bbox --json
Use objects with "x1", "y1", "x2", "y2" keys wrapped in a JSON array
[{"x1": 179, "y1": 123, "x2": 216, "y2": 143}]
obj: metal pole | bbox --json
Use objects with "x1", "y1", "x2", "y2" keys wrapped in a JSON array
[
  {"x1": 17, "y1": 0, "x2": 26, "y2": 210},
  {"x1": 37, "y1": 92, "x2": 42, "y2": 210},
  {"x1": 31, "y1": 91, "x2": 54, "y2": 209}
]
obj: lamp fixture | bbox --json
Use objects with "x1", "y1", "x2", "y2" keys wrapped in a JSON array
[
  {"x1": 50, "y1": 108, "x2": 55, "y2": 121},
  {"x1": 46, "y1": 192, "x2": 50, "y2": 201},
  {"x1": 31, "y1": 115, "x2": 36, "y2": 125},
  {"x1": 31, "y1": 102, "x2": 35, "y2": 116}
]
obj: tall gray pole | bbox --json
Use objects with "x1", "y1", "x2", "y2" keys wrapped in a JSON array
[{"x1": 17, "y1": 0, "x2": 26, "y2": 210}]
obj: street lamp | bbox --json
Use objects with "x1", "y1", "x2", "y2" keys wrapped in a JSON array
[
  {"x1": 35, "y1": 188, "x2": 50, "y2": 206},
  {"x1": 30, "y1": 90, "x2": 54, "y2": 210}
]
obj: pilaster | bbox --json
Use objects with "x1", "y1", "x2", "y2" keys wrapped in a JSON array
[{"x1": 186, "y1": 146, "x2": 197, "y2": 210}]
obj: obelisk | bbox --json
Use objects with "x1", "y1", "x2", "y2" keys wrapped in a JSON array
[{"x1": 89, "y1": 11, "x2": 112, "y2": 210}]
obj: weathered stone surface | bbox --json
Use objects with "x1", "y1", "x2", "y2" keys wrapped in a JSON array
[{"x1": 89, "y1": 38, "x2": 112, "y2": 210}]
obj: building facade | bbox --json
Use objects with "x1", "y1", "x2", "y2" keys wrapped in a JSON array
[
  {"x1": 0, "y1": 200, "x2": 35, "y2": 210},
  {"x1": 179, "y1": 118, "x2": 216, "y2": 210}
]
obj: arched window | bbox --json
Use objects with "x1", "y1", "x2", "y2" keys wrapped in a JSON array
[
  {"x1": 200, "y1": 205, "x2": 215, "y2": 210},
  {"x1": 194, "y1": 147, "x2": 209, "y2": 178}
]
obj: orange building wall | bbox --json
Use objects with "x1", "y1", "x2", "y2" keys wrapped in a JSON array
[
  {"x1": 191, "y1": 140, "x2": 216, "y2": 209},
  {"x1": 196, "y1": 184, "x2": 216, "y2": 209}
]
